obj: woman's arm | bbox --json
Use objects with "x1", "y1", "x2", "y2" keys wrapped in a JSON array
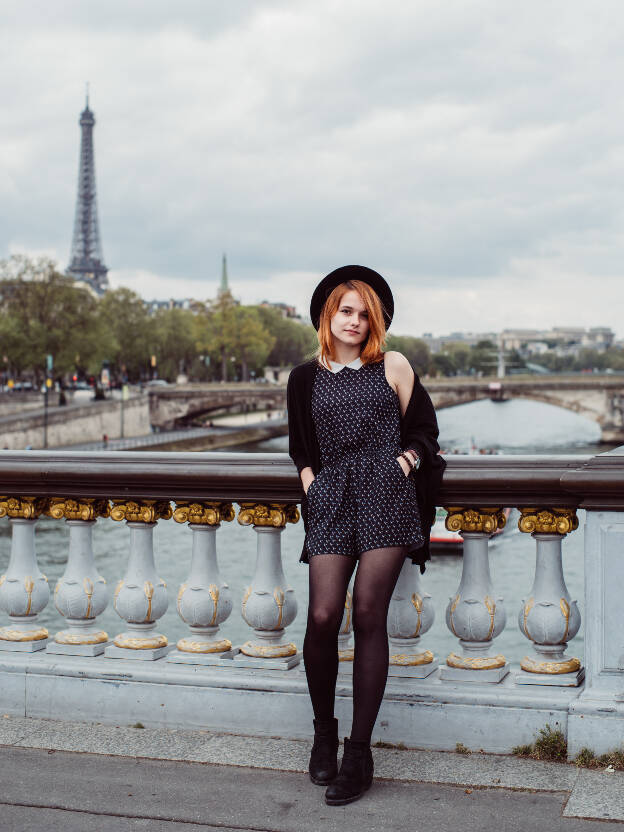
[
  {"x1": 286, "y1": 366, "x2": 315, "y2": 491},
  {"x1": 385, "y1": 351, "x2": 421, "y2": 474}
]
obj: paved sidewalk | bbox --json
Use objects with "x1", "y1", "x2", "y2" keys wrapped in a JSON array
[{"x1": 0, "y1": 716, "x2": 622, "y2": 830}]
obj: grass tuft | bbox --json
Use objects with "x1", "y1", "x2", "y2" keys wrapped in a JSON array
[
  {"x1": 512, "y1": 724, "x2": 567, "y2": 762},
  {"x1": 455, "y1": 742, "x2": 471, "y2": 755},
  {"x1": 131, "y1": 722, "x2": 145, "y2": 729},
  {"x1": 372, "y1": 740, "x2": 406, "y2": 750}
]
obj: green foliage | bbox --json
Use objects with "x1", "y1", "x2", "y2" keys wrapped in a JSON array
[
  {"x1": 372, "y1": 740, "x2": 407, "y2": 750},
  {"x1": 512, "y1": 724, "x2": 567, "y2": 762},
  {"x1": 574, "y1": 747, "x2": 624, "y2": 770},
  {"x1": 256, "y1": 306, "x2": 317, "y2": 367},
  {"x1": 574, "y1": 748, "x2": 597, "y2": 767},
  {"x1": 0, "y1": 255, "x2": 113, "y2": 378},
  {"x1": 385, "y1": 335, "x2": 431, "y2": 377},
  {"x1": 455, "y1": 742, "x2": 471, "y2": 755}
]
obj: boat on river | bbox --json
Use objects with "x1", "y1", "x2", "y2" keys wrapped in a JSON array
[{"x1": 430, "y1": 507, "x2": 511, "y2": 552}]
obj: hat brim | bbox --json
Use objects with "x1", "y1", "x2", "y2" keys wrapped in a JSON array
[{"x1": 309, "y1": 265, "x2": 394, "y2": 331}]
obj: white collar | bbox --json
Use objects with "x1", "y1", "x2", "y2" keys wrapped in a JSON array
[{"x1": 320, "y1": 355, "x2": 363, "y2": 373}]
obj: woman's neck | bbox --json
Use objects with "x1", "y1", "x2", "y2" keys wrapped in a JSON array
[{"x1": 331, "y1": 344, "x2": 362, "y2": 365}]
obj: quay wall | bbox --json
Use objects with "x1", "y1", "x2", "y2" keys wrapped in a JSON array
[{"x1": 0, "y1": 397, "x2": 150, "y2": 449}]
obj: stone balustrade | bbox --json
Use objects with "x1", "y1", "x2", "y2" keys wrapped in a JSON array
[{"x1": 0, "y1": 448, "x2": 621, "y2": 756}]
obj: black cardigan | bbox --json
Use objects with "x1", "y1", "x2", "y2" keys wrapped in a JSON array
[{"x1": 286, "y1": 357, "x2": 446, "y2": 572}]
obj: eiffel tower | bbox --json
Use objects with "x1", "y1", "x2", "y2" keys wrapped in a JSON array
[{"x1": 67, "y1": 90, "x2": 109, "y2": 294}]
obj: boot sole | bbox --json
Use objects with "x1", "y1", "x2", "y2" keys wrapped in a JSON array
[
  {"x1": 324, "y1": 778, "x2": 373, "y2": 806},
  {"x1": 310, "y1": 773, "x2": 336, "y2": 786}
]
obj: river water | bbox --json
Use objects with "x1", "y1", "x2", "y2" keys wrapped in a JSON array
[{"x1": 2, "y1": 398, "x2": 610, "y2": 665}]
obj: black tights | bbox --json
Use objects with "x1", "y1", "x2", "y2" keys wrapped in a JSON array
[{"x1": 303, "y1": 546, "x2": 407, "y2": 744}]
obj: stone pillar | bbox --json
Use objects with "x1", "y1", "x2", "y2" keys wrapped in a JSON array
[
  {"x1": 46, "y1": 499, "x2": 111, "y2": 656},
  {"x1": 440, "y1": 508, "x2": 509, "y2": 682},
  {"x1": 338, "y1": 586, "x2": 354, "y2": 662},
  {"x1": 235, "y1": 502, "x2": 300, "y2": 669},
  {"x1": 568, "y1": 500, "x2": 624, "y2": 756},
  {"x1": 105, "y1": 500, "x2": 171, "y2": 660},
  {"x1": 168, "y1": 501, "x2": 235, "y2": 665},
  {"x1": 0, "y1": 497, "x2": 50, "y2": 651},
  {"x1": 387, "y1": 559, "x2": 437, "y2": 678},
  {"x1": 516, "y1": 508, "x2": 583, "y2": 686}
]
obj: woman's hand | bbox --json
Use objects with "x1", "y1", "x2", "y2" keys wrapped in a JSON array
[
  {"x1": 396, "y1": 455, "x2": 411, "y2": 476},
  {"x1": 300, "y1": 466, "x2": 316, "y2": 494}
]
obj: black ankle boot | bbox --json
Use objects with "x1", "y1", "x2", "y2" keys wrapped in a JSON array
[
  {"x1": 309, "y1": 717, "x2": 339, "y2": 785},
  {"x1": 324, "y1": 737, "x2": 374, "y2": 805}
]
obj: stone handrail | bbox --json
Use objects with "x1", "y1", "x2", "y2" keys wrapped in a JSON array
[{"x1": 0, "y1": 447, "x2": 621, "y2": 757}]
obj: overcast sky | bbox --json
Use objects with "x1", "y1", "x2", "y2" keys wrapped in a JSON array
[{"x1": 2, "y1": 0, "x2": 624, "y2": 337}]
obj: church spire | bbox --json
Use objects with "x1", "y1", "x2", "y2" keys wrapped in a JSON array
[{"x1": 219, "y1": 253, "x2": 229, "y2": 295}]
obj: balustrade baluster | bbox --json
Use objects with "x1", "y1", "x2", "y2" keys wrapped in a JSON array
[
  {"x1": 168, "y1": 501, "x2": 234, "y2": 665},
  {"x1": 440, "y1": 508, "x2": 509, "y2": 682},
  {"x1": 105, "y1": 500, "x2": 171, "y2": 660},
  {"x1": 516, "y1": 508, "x2": 583, "y2": 685},
  {"x1": 387, "y1": 559, "x2": 437, "y2": 677},
  {"x1": 235, "y1": 502, "x2": 300, "y2": 669},
  {"x1": 46, "y1": 499, "x2": 110, "y2": 656},
  {"x1": 338, "y1": 585, "x2": 354, "y2": 663},
  {"x1": 0, "y1": 498, "x2": 50, "y2": 651}
]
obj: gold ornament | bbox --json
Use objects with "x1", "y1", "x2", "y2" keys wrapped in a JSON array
[
  {"x1": 446, "y1": 652, "x2": 506, "y2": 670},
  {"x1": 518, "y1": 508, "x2": 578, "y2": 535},
  {"x1": 110, "y1": 500, "x2": 172, "y2": 524},
  {"x1": 176, "y1": 637, "x2": 232, "y2": 653},
  {"x1": 444, "y1": 508, "x2": 506, "y2": 534},
  {"x1": 173, "y1": 501, "x2": 234, "y2": 525},
  {"x1": 410, "y1": 592, "x2": 423, "y2": 638},
  {"x1": 55, "y1": 630, "x2": 108, "y2": 645},
  {"x1": 520, "y1": 656, "x2": 581, "y2": 674},
  {"x1": 0, "y1": 626, "x2": 48, "y2": 642},
  {"x1": 237, "y1": 502, "x2": 299, "y2": 528},
  {"x1": 339, "y1": 590, "x2": 353, "y2": 635},
  {"x1": 46, "y1": 498, "x2": 110, "y2": 521},
  {"x1": 0, "y1": 497, "x2": 48, "y2": 520},
  {"x1": 113, "y1": 633, "x2": 168, "y2": 649},
  {"x1": 239, "y1": 640, "x2": 297, "y2": 658},
  {"x1": 390, "y1": 650, "x2": 434, "y2": 666}
]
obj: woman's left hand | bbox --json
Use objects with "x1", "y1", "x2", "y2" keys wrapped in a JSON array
[{"x1": 396, "y1": 455, "x2": 411, "y2": 476}]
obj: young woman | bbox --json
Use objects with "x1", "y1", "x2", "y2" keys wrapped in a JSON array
[{"x1": 287, "y1": 265, "x2": 445, "y2": 806}]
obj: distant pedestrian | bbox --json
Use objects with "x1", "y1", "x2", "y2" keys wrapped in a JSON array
[
  {"x1": 102, "y1": 433, "x2": 108, "y2": 449},
  {"x1": 287, "y1": 266, "x2": 445, "y2": 806}
]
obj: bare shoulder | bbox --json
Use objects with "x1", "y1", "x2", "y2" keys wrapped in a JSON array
[{"x1": 383, "y1": 351, "x2": 414, "y2": 395}]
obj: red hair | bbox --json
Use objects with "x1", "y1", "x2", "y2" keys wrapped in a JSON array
[{"x1": 316, "y1": 280, "x2": 388, "y2": 367}]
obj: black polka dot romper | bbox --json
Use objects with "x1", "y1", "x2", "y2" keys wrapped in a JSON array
[{"x1": 304, "y1": 356, "x2": 424, "y2": 558}]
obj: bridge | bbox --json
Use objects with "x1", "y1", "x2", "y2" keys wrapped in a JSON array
[
  {"x1": 1, "y1": 375, "x2": 622, "y2": 449},
  {"x1": 149, "y1": 383, "x2": 285, "y2": 430},
  {"x1": 150, "y1": 376, "x2": 624, "y2": 443}
]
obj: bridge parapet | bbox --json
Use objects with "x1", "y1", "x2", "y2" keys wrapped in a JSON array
[{"x1": 0, "y1": 449, "x2": 620, "y2": 755}]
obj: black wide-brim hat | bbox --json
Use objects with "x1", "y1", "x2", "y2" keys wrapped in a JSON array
[{"x1": 309, "y1": 265, "x2": 394, "y2": 331}]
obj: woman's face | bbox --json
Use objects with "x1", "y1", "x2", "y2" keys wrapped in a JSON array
[{"x1": 329, "y1": 289, "x2": 370, "y2": 348}]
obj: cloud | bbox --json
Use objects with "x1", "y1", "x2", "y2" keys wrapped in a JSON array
[{"x1": 2, "y1": 0, "x2": 624, "y2": 334}]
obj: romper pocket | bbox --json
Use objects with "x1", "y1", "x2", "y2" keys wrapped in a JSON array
[
  {"x1": 392, "y1": 455, "x2": 410, "y2": 480},
  {"x1": 306, "y1": 476, "x2": 319, "y2": 499}
]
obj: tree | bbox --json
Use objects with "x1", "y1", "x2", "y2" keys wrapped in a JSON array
[
  {"x1": 230, "y1": 306, "x2": 276, "y2": 381},
  {"x1": 256, "y1": 306, "x2": 317, "y2": 366},
  {"x1": 150, "y1": 307, "x2": 199, "y2": 381},
  {"x1": 385, "y1": 335, "x2": 432, "y2": 376},
  {"x1": 97, "y1": 288, "x2": 151, "y2": 380},
  {"x1": 0, "y1": 255, "x2": 111, "y2": 380}
]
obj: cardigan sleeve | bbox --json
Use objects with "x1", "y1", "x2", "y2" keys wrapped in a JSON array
[
  {"x1": 402, "y1": 370, "x2": 441, "y2": 460},
  {"x1": 286, "y1": 366, "x2": 313, "y2": 475}
]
